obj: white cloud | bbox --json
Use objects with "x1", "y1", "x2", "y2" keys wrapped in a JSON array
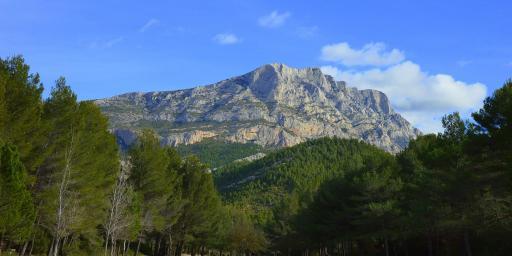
[
  {"x1": 321, "y1": 62, "x2": 487, "y2": 133},
  {"x1": 139, "y1": 18, "x2": 159, "y2": 32},
  {"x1": 321, "y1": 42, "x2": 405, "y2": 67},
  {"x1": 213, "y1": 33, "x2": 241, "y2": 45},
  {"x1": 258, "y1": 11, "x2": 291, "y2": 28}
]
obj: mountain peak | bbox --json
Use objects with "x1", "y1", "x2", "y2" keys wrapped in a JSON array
[
  {"x1": 242, "y1": 63, "x2": 333, "y2": 100},
  {"x1": 95, "y1": 63, "x2": 420, "y2": 153}
]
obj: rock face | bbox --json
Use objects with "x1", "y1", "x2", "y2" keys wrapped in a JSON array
[{"x1": 95, "y1": 64, "x2": 420, "y2": 153}]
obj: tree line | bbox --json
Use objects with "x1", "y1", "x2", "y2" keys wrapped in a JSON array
[
  {"x1": 0, "y1": 56, "x2": 266, "y2": 255},
  {"x1": 285, "y1": 89, "x2": 512, "y2": 255},
  {"x1": 214, "y1": 80, "x2": 512, "y2": 255}
]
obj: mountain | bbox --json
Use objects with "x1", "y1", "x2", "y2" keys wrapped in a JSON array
[{"x1": 94, "y1": 63, "x2": 420, "y2": 153}]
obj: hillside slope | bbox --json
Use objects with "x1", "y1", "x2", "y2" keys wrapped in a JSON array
[{"x1": 213, "y1": 137, "x2": 396, "y2": 226}]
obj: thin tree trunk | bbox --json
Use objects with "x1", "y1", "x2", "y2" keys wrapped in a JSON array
[
  {"x1": 52, "y1": 237, "x2": 60, "y2": 256},
  {"x1": 135, "y1": 237, "x2": 141, "y2": 256},
  {"x1": 155, "y1": 236, "x2": 162, "y2": 256},
  {"x1": 427, "y1": 235, "x2": 433, "y2": 256},
  {"x1": 53, "y1": 131, "x2": 76, "y2": 256},
  {"x1": 20, "y1": 241, "x2": 29, "y2": 256},
  {"x1": 0, "y1": 231, "x2": 4, "y2": 256},
  {"x1": 105, "y1": 236, "x2": 110, "y2": 256},
  {"x1": 48, "y1": 237, "x2": 54, "y2": 256},
  {"x1": 385, "y1": 238, "x2": 389, "y2": 256},
  {"x1": 28, "y1": 239, "x2": 35, "y2": 256},
  {"x1": 5, "y1": 240, "x2": 11, "y2": 255},
  {"x1": 464, "y1": 231, "x2": 472, "y2": 256},
  {"x1": 167, "y1": 234, "x2": 173, "y2": 256},
  {"x1": 110, "y1": 239, "x2": 116, "y2": 256},
  {"x1": 175, "y1": 242, "x2": 183, "y2": 256}
]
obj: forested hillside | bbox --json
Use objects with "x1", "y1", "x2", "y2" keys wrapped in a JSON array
[
  {"x1": 214, "y1": 138, "x2": 395, "y2": 227},
  {"x1": 0, "y1": 56, "x2": 266, "y2": 256},
  {"x1": 1, "y1": 55, "x2": 512, "y2": 256},
  {"x1": 215, "y1": 79, "x2": 512, "y2": 256},
  {"x1": 177, "y1": 139, "x2": 264, "y2": 168}
]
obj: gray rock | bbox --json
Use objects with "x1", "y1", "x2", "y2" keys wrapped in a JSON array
[{"x1": 95, "y1": 63, "x2": 421, "y2": 153}]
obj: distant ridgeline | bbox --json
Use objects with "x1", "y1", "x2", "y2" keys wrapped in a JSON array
[{"x1": 95, "y1": 63, "x2": 420, "y2": 155}]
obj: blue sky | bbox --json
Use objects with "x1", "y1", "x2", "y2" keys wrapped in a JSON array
[{"x1": 0, "y1": 0, "x2": 511, "y2": 132}]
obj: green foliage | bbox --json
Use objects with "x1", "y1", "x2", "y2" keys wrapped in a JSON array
[
  {"x1": 129, "y1": 129, "x2": 173, "y2": 232},
  {"x1": 36, "y1": 78, "x2": 119, "y2": 253},
  {"x1": 0, "y1": 55, "x2": 47, "y2": 172},
  {"x1": 0, "y1": 141, "x2": 35, "y2": 242},
  {"x1": 174, "y1": 156, "x2": 222, "y2": 247},
  {"x1": 294, "y1": 162, "x2": 401, "y2": 244},
  {"x1": 215, "y1": 137, "x2": 394, "y2": 229},
  {"x1": 472, "y1": 79, "x2": 512, "y2": 143},
  {"x1": 224, "y1": 207, "x2": 268, "y2": 254},
  {"x1": 177, "y1": 139, "x2": 264, "y2": 168}
]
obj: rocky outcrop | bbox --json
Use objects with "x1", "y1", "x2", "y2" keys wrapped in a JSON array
[{"x1": 95, "y1": 63, "x2": 420, "y2": 153}]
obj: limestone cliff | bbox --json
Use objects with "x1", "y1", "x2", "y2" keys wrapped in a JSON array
[{"x1": 95, "y1": 64, "x2": 420, "y2": 153}]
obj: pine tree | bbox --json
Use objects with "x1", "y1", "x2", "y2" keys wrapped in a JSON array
[
  {"x1": 37, "y1": 78, "x2": 119, "y2": 255},
  {"x1": 0, "y1": 56, "x2": 47, "y2": 173},
  {"x1": 174, "y1": 156, "x2": 221, "y2": 256},
  {"x1": 128, "y1": 129, "x2": 173, "y2": 255},
  {"x1": 0, "y1": 141, "x2": 35, "y2": 250}
]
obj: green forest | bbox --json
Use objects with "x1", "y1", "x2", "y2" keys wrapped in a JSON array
[
  {"x1": 176, "y1": 140, "x2": 264, "y2": 168},
  {"x1": 1, "y1": 55, "x2": 512, "y2": 256}
]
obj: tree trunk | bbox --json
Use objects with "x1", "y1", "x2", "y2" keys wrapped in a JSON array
[
  {"x1": 384, "y1": 238, "x2": 389, "y2": 256},
  {"x1": 20, "y1": 242, "x2": 29, "y2": 256},
  {"x1": 464, "y1": 231, "x2": 472, "y2": 256},
  {"x1": 126, "y1": 241, "x2": 131, "y2": 256},
  {"x1": 6, "y1": 240, "x2": 11, "y2": 254},
  {"x1": 427, "y1": 236, "x2": 433, "y2": 256},
  {"x1": 135, "y1": 237, "x2": 141, "y2": 256},
  {"x1": 200, "y1": 245, "x2": 205, "y2": 256},
  {"x1": 54, "y1": 238, "x2": 60, "y2": 256},
  {"x1": 28, "y1": 239, "x2": 35, "y2": 256},
  {"x1": 167, "y1": 234, "x2": 173, "y2": 256},
  {"x1": 48, "y1": 237, "x2": 54, "y2": 256},
  {"x1": 49, "y1": 237, "x2": 60, "y2": 256},
  {"x1": 110, "y1": 239, "x2": 116, "y2": 256},
  {"x1": 105, "y1": 236, "x2": 110, "y2": 256},
  {"x1": 0, "y1": 231, "x2": 4, "y2": 256},
  {"x1": 155, "y1": 237, "x2": 162, "y2": 256},
  {"x1": 175, "y1": 241, "x2": 183, "y2": 256}
]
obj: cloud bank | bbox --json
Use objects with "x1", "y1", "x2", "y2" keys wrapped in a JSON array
[
  {"x1": 320, "y1": 42, "x2": 487, "y2": 133},
  {"x1": 321, "y1": 42, "x2": 405, "y2": 67}
]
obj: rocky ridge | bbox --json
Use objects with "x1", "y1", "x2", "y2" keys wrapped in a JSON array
[{"x1": 95, "y1": 63, "x2": 420, "y2": 153}]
